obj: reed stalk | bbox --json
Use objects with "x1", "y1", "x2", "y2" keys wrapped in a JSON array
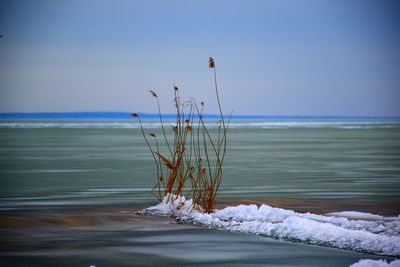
[{"x1": 132, "y1": 57, "x2": 228, "y2": 213}]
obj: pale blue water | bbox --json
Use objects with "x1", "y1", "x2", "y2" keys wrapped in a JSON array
[
  {"x1": 0, "y1": 119, "x2": 399, "y2": 208},
  {"x1": 0, "y1": 119, "x2": 399, "y2": 266}
]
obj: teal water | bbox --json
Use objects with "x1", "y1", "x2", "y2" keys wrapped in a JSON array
[
  {"x1": 0, "y1": 119, "x2": 399, "y2": 208},
  {"x1": 0, "y1": 119, "x2": 399, "y2": 266}
]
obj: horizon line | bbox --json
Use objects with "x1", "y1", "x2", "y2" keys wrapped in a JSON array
[{"x1": 0, "y1": 112, "x2": 399, "y2": 120}]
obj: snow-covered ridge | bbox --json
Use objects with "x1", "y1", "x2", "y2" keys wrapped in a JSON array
[
  {"x1": 350, "y1": 259, "x2": 400, "y2": 267},
  {"x1": 140, "y1": 195, "x2": 400, "y2": 256}
]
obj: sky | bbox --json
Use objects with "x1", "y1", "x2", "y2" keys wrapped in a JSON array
[{"x1": 0, "y1": 0, "x2": 399, "y2": 116}]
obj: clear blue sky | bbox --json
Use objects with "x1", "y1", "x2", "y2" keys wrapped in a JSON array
[{"x1": 1, "y1": 0, "x2": 399, "y2": 116}]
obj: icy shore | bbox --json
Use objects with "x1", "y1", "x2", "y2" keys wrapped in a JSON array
[
  {"x1": 140, "y1": 195, "x2": 400, "y2": 257},
  {"x1": 350, "y1": 259, "x2": 400, "y2": 267}
]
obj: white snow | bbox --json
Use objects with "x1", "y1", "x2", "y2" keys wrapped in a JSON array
[
  {"x1": 350, "y1": 259, "x2": 400, "y2": 267},
  {"x1": 326, "y1": 211, "x2": 399, "y2": 222},
  {"x1": 141, "y1": 194, "x2": 201, "y2": 217},
  {"x1": 141, "y1": 195, "x2": 400, "y2": 256}
]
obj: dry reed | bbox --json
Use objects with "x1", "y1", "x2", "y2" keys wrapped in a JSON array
[{"x1": 132, "y1": 57, "x2": 228, "y2": 213}]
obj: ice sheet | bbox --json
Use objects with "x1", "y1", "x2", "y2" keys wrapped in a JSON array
[{"x1": 141, "y1": 195, "x2": 400, "y2": 256}]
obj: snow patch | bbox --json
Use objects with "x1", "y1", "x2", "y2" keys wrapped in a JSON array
[
  {"x1": 140, "y1": 194, "x2": 201, "y2": 217},
  {"x1": 141, "y1": 195, "x2": 400, "y2": 256},
  {"x1": 326, "y1": 211, "x2": 399, "y2": 222},
  {"x1": 350, "y1": 259, "x2": 400, "y2": 267}
]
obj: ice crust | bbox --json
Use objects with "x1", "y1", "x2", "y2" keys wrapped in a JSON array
[
  {"x1": 350, "y1": 259, "x2": 400, "y2": 267},
  {"x1": 141, "y1": 195, "x2": 400, "y2": 256},
  {"x1": 326, "y1": 211, "x2": 400, "y2": 222}
]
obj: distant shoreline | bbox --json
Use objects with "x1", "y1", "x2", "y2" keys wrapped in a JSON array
[{"x1": 0, "y1": 112, "x2": 399, "y2": 120}]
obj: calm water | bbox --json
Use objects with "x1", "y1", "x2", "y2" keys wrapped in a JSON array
[
  {"x1": 0, "y1": 119, "x2": 399, "y2": 208},
  {"x1": 0, "y1": 119, "x2": 399, "y2": 266}
]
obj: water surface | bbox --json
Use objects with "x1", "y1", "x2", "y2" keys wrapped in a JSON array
[
  {"x1": 0, "y1": 119, "x2": 399, "y2": 266},
  {"x1": 1, "y1": 119, "x2": 399, "y2": 208}
]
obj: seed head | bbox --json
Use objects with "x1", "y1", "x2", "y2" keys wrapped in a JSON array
[
  {"x1": 131, "y1": 113, "x2": 138, "y2": 117},
  {"x1": 200, "y1": 101, "x2": 204, "y2": 106},
  {"x1": 149, "y1": 133, "x2": 156, "y2": 137},
  {"x1": 185, "y1": 125, "x2": 192, "y2": 131},
  {"x1": 174, "y1": 86, "x2": 179, "y2": 91},
  {"x1": 149, "y1": 90, "x2": 158, "y2": 97},
  {"x1": 208, "y1": 57, "x2": 215, "y2": 68}
]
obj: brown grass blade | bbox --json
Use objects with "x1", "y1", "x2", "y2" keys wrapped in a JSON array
[{"x1": 154, "y1": 152, "x2": 174, "y2": 170}]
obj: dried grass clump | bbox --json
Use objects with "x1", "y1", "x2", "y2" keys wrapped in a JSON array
[{"x1": 132, "y1": 57, "x2": 228, "y2": 213}]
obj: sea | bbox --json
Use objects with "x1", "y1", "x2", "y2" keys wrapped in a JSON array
[{"x1": 0, "y1": 117, "x2": 399, "y2": 266}]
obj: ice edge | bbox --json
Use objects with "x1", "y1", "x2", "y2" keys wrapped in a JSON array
[{"x1": 138, "y1": 195, "x2": 400, "y2": 257}]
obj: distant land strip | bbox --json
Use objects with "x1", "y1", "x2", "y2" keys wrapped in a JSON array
[{"x1": 0, "y1": 112, "x2": 399, "y2": 120}]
